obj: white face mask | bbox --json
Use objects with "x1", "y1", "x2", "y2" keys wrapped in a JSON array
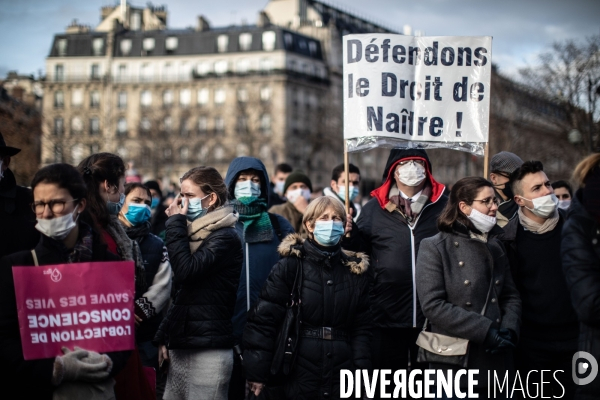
[
  {"x1": 396, "y1": 161, "x2": 426, "y2": 187},
  {"x1": 558, "y1": 200, "x2": 571, "y2": 210},
  {"x1": 286, "y1": 188, "x2": 311, "y2": 203},
  {"x1": 467, "y1": 207, "x2": 497, "y2": 233},
  {"x1": 519, "y1": 193, "x2": 558, "y2": 218},
  {"x1": 275, "y1": 181, "x2": 285, "y2": 196},
  {"x1": 36, "y1": 205, "x2": 79, "y2": 241}
]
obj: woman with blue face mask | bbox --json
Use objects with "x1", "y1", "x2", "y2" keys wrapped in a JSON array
[
  {"x1": 243, "y1": 196, "x2": 372, "y2": 399},
  {"x1": 157, "y1": 166, "x2": 243, "y2": 400},
  {"x1": 117, "y1": 183, "x2": 172, "y2": 395}
]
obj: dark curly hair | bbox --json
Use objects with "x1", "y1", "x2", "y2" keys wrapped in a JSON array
[{"x1": 510, "y1": 160, "x2": 544, "y2": 196}]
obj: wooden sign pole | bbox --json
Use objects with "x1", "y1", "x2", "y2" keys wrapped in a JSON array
[{"x1": 483, "y1": 142, "x2": 490, "y2": 178}]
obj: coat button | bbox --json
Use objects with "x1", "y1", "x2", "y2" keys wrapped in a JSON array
[
  {"x1": 496, "y1": 318, "x2": 501, "y2": 323},
  {"x1": 327, "y1": 280, "x2": 333, "y2": 286},
  {"x1": 454, "y1": 242, "x2": 459, "y2": 247},
  {"x1": 495, "y1": 280, "x2": 500, "y2": 285},
  {"x1": 324, "y1": 392, "x2": 330, "y2": 398},
  {"x1": 491, "y1": 298, "x2": 496, "y2": 303},
  {"x1": 327, "y1": 352, "x2": 332, "y2": 358},
  {"x1": 458, "y1": 261, "x2": 465, "y2": 267},
  {"x1": 464, "y1": 280, "x2": 470, "y2": 286},
  {"x1": 466, "y1": 302, "x2": 472, "y2": 306},
  {"x1": 593, "y1": 238, "x2": 598, "y2": 245}
]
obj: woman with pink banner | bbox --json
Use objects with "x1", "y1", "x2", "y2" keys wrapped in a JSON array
[{"x1": 0, "y1": 163, "x2": 131, "y2": 399}]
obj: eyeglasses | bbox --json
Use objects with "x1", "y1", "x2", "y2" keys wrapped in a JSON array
[
  {"x1": 472, "y1": 197, "x2": 500, "y2": 208},
  {"x1": 398, "y1": 160, "x2": 425, "y2": 166},
  {"x1": 31, "y1": 199, "x2": 78, "y2": 214}
]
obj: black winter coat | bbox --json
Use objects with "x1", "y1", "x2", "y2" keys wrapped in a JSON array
[
  {"x1": 0, "y1": 229, "x2": 130, "y2": 400},
  {"x1": 243, "y1": 234, "x2": 372, "y2": 400},
  {"x1": 154, "y1": 214, "x2": 243, "y2": 349},
  {"x1": 344, "y1": 149, "x2": 447, "y2": 329},
  {"x1": 561, "y1": 190, "x2": 600, "y2": 399}
]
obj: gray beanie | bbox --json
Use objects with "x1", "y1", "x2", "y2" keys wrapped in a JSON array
[{"x1": 490, "y1": 151, "x2": 524, "y2": 175}]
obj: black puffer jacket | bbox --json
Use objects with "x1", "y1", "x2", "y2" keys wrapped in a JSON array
[
  {"x1": 154, "y1": 214, "x2": 243, "y2": 349},
  {"x1": 561, "y1": 190, "x2": 600, "y2": 399},
  {"x1": 344, "y1": 149, "x2": 447, "y2": 329},
  {"x1": 243, "y1": 234, "x2": 372, "y2": 400}
]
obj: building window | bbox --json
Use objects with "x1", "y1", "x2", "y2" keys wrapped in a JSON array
[
  {"x1": 259, "y1": 58, "x2": 272, "y2": 72},
  {"x1": 309, "y1": 41, "x2": 317, "y2": 56},
  {"x1": 198, "y1": 116, "x2": 207, "y2": 133},
  {"x1": 140, "y1": 147, "x2": 151, "y2": 166},
  {"x1": 180, "y1": 62, "x2": 190, "y2": 80},
  {"x1": 71, "y1": 116, "x2": 83, "y2": 134},
  {"x1": 130, "y1": 12, "x2": 141, "y2": 31},
  {"x1": 215, "y1": 117, "x2": 224, "y2": 132},
  {"x1": 117, "y1": 146, "x2": 128, "y2": 159},
  {"x1": 163, "y1": 63, "x2": 174, "y2": 81},
  {"x1": 163, "y1": 116, "x2": 172, "y2": 133},
  {"x1": 56, "y1": 39, "x2": 67, "y2": 56},
  {"x1": 236, "y1": 144, "x2": 249, "y2": 157},
  {"x1": 117, "y1": 64, "x2": 127, "y2": 81},
  {"x1": 92, "y1": 38, "x2": 104, "y2": 56},
  {"x1": 54, "y1": 91, "x2": 64, "y2": 108},
  {"x1": 239, "y1": 33, "x2": 252, "y2": 51},
  {"x1": 197, "y1": 88, "x2": 209, "y2": 106},
  {"x1": 180, "y1": 146, "x2": 189, "y2": 161},
  {"x1": 214, "y1": 88, "x2": 226, "y2": 105},
  {"x1": 260, "y1": 114, "x2": 271, "y2": 135},
  {"x1": 166, "y1": 37, "x2": 178, "y2": 51},
  {"x1": 236, "y1": 59, "x2": 250, "y2": 74},
  {"x1": 237, "y1": 116, "x2": 247, "y2": 132},
  {"x1": 163, "y1": 90, "x2": 173, "y2": 107},
  {"x1": 197, "y1": 145, "x2": 209, "y2": 161},
  {"x1": 260, "y1": 144, "x2": 271, "y2": 160},
  {"x1": 260, "y1": 86, "x2": 271, "y2": 102},
  {"x1": 237, "y1": 88, "x2": 248, "y2": 102},
  {"x1": 140, "y1": 90, "x2": 152, "y2": 107},
  {"x1": 289, "y1": 59, "x2": 297, "y2": 71},
  {"x1": 180, "y1": 89, "x2": 191, "y2": 107},
  {"x1": 54, "y1": 118, "x2": 64, "y2": 135},
  {"x1": 90, "y1": 117, "x2": 100, "y2": 135},
  {"x1": 214, "y1": 146, "x2": 224, "y2": 161},
  {"x1": 140, "y1": 116, "x2": 151, "y2": 132},
  {"x1": 72, "y1": 89, "x2": 83, "y2": 107},
  {"x1": 180, "y1": 118, "x2": 189, "y2": 137},
  {"x1": 120, "y1": 39, "x2": 132, "y2": 56},
  {"x1": 90, "y1": 91, "x2": 100, "y2": 108},
  {"x1": 143, "y1": 38, "x2": 155, "y2": 52},
  {"x1": 54, "y1": 144, "x2": 63, "y2": 163},
  {"x1": 55, "y1": 64, "x2": 64, "y2": 81},
  {"x1": 118, "y1": 92, "x2": 127, "y2": 109},
  {"x1": 91, "y1": 64, "x2": 100, "y2": 79},
  {"x1": 196, "y1": 62, "x2": 211, "y2": 75},
  {"x1": 299, "y1": 40, "x2": 307, "y2": 51},
  {"x1": 262, "y1": 31, "x2": 276, "y2": 51},
  {"x1": 217, "y1": 34, "x2": 229, "y2": 53},
  {"x1": 284, "y1": 33, "x2": 293, "y2": 48},
  {"x1": 214, "y1": 60, "x2": 228, "y2": 75},
  {"x1": 140, "y1": 63, "x2": 153, "y2": 81},
  {"x1": 163, "y1": 147, "x2": 172, "y2": 161},
  {"x1": 90, "y1": 143, "x2": 100, "y2": 154},
  {"x1": 117, "y1": 118, "x2": 127, "y2": 136}
]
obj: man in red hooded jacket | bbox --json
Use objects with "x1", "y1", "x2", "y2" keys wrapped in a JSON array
[{"x1": 345, "y1": 149, "x2": 447, "y2": 392}]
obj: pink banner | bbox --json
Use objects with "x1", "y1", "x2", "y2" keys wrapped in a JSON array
[{"x1": 12, "y1": 261, "x2": 135, "y2": 360}]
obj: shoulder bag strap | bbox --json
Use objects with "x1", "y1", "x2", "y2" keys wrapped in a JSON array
[
  {"x1": 268, "y1": 212, "x2": 284, "y2": 242},
  {"x1": 31, "y1": 250, "x2": 39, "y2": 267}
]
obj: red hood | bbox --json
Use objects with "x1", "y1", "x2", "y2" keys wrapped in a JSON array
[{"x1": 370, "y1": 156, "x2": 446, "y2": 209}]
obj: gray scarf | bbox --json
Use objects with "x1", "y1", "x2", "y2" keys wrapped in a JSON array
[{"x1": 518, "y1": 208, "x2": 559, "y2": 234}]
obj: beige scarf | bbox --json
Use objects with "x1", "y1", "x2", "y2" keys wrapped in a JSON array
[
  {"x1": 518, "y1": 207, "x2": 559, "y2": 234},
  {"x1": 187, "y1": 205, "x2": 239, "y2": 253}
]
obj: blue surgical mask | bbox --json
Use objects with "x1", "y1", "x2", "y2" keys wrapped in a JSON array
[
  {"x1": 185, "y1": 195, "x2": 209, "y2": 221},
  {"x1": 124, "y1": 203, "x2": 151, "y2": 226},
  {"x1": 275, "y1": 181, "x2": 285, "y2": 195},
  {"x1": 313, "y1": 220, "x2": 344, "y2": 246},
  {"x1": 151, "y1": 197, "x2": 160, "y2": 209},
  {"x1": 107, "y1": 192, "x2": 125, "y2": 216},
  {"x1": 234, "y1": 180, "x2": 261, "y2": 199},
  {"x1": 338, "y1": 186, "x2": 359, "y2": 202}
]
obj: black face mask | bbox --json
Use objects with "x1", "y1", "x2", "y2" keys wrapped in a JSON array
[{"x1": 500, "y1": 185, "x2": 514, "y2": 201}]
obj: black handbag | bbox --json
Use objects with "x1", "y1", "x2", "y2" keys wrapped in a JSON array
[{"x1": 269, "y1": 258, "x2": 303, "y2": 386}]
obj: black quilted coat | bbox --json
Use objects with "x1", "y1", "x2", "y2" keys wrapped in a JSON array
[
  {"x1": 243, "y1": 234, "x2": 372, "y2": 400},
  {"x1": 154, "y1": 214, "x2": 243, "y2": 349},
  {"x1": 561, "y1": 190, "x2": 600, "y2": 400}
]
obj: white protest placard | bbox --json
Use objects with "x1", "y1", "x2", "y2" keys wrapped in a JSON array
[{"x1": 343, "y1": 34, "x2": 492, "y2": 155}]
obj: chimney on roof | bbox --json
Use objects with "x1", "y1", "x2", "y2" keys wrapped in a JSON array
[
  {"x1": 196, "y1": 15, "x2": 210, "y2": 31},
  {"x1": 257, "y1": 11, "x2": 271, "y2": 28}
]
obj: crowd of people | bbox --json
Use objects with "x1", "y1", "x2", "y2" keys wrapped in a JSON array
[{"x1": 0, "y1": 129, "x2": 599, "y2": 400}]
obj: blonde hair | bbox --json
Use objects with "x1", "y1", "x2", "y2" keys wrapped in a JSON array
[
  {"x1": 302, "y1": 196, "x2": 347, "y2": 233},
  {"x1": 572, "y1": 153, "x2": 600, "y2": 187}
]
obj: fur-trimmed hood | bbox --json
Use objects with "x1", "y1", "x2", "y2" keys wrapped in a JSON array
[{"x1": 277, "y1": 233, "x2": 369, "y2": 275}]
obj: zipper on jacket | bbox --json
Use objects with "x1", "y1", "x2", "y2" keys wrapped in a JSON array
[{"x1": 246, "y1": 242, "x2": 251, "y2": 311}]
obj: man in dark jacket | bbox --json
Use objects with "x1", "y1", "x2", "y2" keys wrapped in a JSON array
[
  {"x1": 561, "y1": 157, "x2": 600, "y2": 399},
  {"x1": 0, "y1": 132, "x2": 39, "y2": 258},
  {"x1": 323, "y1": 163, "x2": 362, "y2": 220},
  {"x1": 344, "y1": 148, "x2": 447, "y2": 381},
  {"x1": 224, "y1": 157, "x2": 294, "y2": 399},
  {"x1": 499, "y1": 160, "x2": 578, "y2": 399},
  {"x1": 489, "y1": 151, "x2": 523, "y2": 228}
]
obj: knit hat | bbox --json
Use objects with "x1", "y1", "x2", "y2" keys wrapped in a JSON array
[
  {"x1": 0, "y1": 131, "x2": 21, "y2": 157},
  {"x1": 490, "y1": 151, "x2": 524, "y2": 175},
  {"x1": 284, "y1": 170, "x2": 312, "y2": 194}
]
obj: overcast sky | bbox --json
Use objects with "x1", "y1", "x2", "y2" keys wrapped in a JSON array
[{"x1": 1, "y1": 0, "x2": 598, "y2": 79}]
